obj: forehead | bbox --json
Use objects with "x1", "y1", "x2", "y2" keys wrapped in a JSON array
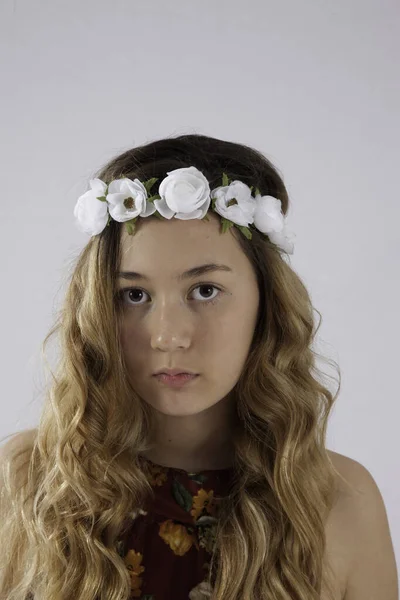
[{"x1": 119, "y1": 213, "x2": 247, "y2": 274}]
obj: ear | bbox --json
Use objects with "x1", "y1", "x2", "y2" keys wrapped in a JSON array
[{"x1": 343, "y1": 460, "x2": 398, "y2": 600}]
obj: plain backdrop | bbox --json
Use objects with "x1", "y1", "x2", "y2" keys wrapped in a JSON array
[{"x1": 1, "y1": 0, "x2": 399, "y2": 580}]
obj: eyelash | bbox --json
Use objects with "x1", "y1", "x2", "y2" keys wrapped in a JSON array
[{"x1": 117, "y1": 283, "x2": 223, "y2": 308}]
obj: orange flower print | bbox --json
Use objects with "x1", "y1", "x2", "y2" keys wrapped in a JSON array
[
  {"x1": 123, "y1": 549, "x2": 145, "y2": 598},
  {"x1": 147, "y1": 463, "x2": 168, "y2": 487},
  {"x1": 191, "y1": 488, "x2": 217, "y2": 519},
  {"x1": 159, "y1": 519, "x2": 197, "y2": 556}
]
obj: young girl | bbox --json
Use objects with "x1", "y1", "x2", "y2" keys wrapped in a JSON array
[{"x1": 1, "y1": 134, "x2": 396, "y2": 600}]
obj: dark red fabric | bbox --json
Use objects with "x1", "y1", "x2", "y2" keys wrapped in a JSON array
[{"x1": 116, "y1": 456, "x2": 235, "y2": 600}]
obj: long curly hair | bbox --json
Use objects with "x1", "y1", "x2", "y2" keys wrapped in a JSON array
[{"x1": 0, "y1": 133, "x2": 344, "y2": 600}]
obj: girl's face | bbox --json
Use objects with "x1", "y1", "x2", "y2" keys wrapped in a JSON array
[{"x1": 117, "y1": 212, "x2": 259, "y2": 417}]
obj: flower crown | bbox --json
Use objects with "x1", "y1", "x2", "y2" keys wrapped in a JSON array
[{"x1": 74, "y1": 165, "x2": 295, "y2": 254}]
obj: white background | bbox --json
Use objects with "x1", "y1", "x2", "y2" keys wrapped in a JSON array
[{"x1": 1, "y1": 0, "x2": 399, "y2": 581}]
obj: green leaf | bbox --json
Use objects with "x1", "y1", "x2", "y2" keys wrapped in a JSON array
[
  {"x1": 143, "y1": 177, "x2": 159, "y2": 194},
  {"x1": 172, "y1": 480, "x2": 193, "y2": 512},
  {"x1": 96, "y1": 195, "x2": 107, "y2": 202},
  {"x1": 147, "y1": 193, "x2": 161, "y2": 203},
  {"x1": 236, "y1": 225, "x2": 252, "y2": 239},
  {"x1": 125, "y1": 217, "x2": 138, "y2": 236},
  {"x1": 188, "y1": 473, "x2": 208, "y2": 484},
  {"x1": 152, "y1": 211, "x2": 165, "y2": 220},
  {"x1": 222, "y1": 172, "x2": 230, "y2": 187},
  {"x1": 220, "y1": 218, "x2": 234, "y2": 233}
]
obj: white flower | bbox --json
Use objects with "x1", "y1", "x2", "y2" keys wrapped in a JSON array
[
  {"x1": 107, "y1": 177, "x2": 157, "y2": 222},
  {"x1": 73, "y1": 179, "x2": 110, "y2": 236},
  {"x1": 74, "y1": 169, "x2": 295, "y2": 254},
  {"x1": 188, "y1": 580, "x2": 213, "y2": 599},
  {"x1": 268, "y1": 223, "x2": 296, "y2": 255},
  {"x1": 73, "y1": 177, "x2": 157, "y2": 237},
  {"x1": 211, "y1": 180, "x2": 256, "y2": 227},
  {"x1": 155, "y1": 166, "x2": 211, "y2": 220},
  {"x1": 253, "y1": 194, "x2": 284, "y2": 233},
  {"x1": 253, "y1": 193, "x2": 295, "y2": 254}
]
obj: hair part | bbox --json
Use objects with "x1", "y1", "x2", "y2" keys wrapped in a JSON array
[{"x1": 1, "y1": 133, "x2": 342, "y2": 600}]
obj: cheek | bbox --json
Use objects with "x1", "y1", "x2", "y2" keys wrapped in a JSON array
[
  {"x1": 119, "y1": 324, "x2": 145, "y2": 370},
  {"x1": 119, "y1": 318, "x2": 146, "y2": 346},
  {"x1": 206, "y1": 316, "x2": 255, "y2": 375},
  {"x1": 213, "y1": 304, "x2": 257, "y2": 346}
]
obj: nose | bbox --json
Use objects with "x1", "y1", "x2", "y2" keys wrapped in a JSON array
[{"x1": 149, "y1": 302, "x2": 193, "y2": 352}]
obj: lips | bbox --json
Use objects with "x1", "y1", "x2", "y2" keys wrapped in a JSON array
[
  {"x1": 154, "y1": 372, "x2": 199, "y2": 386},
  {"x1": 154, "y1": 368, "x2": 197, "y2": 376}
]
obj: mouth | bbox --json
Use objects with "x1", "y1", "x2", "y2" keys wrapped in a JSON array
[
  {"x1": 153, "y1": 369, "x2": 198, "y2": 376},
  {"x1": 153, "y1": 373, "x2": 199, "y2": 387}
]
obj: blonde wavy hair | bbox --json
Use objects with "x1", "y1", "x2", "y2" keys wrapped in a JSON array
[{"x1": 1, "y1": 133, "x2": 344, "y2": 600}]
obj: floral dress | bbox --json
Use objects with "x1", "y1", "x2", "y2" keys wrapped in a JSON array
[{"x1": 115, "y1": 456, "x2": 235, "y2": 600}]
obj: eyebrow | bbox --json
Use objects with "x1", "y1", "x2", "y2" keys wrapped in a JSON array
[{"x1": 117, "y1": 263, "x2": 233, "y2": 282}]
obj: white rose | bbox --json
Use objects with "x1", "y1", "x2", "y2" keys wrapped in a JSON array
[
  {"x1": 155, "y1": 166, "x2": 211, "y2": 220},
  {"x1": 73, "y1": 178, "x2": 109, "y2": 236},
  {"x1": 211, "y1": 180, "x2": 255, "y2": 227},
  {"x1": 107, "y1": 177, "x2": 157, "y2": 222},
  {"x1": 254, "y1": 193, "x2": 295, "y2": 254}
]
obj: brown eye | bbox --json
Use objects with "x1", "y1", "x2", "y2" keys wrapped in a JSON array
[
  {"x1": 118, "y1": 284, "x2": 223, "y2": 307},
  {"x1": 192, "y1": 284, "x2": 219, "y2": 302}
]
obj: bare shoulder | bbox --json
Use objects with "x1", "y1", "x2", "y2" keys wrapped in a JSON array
[
  {"x1": 326, "y1": 449, "x2": 398, "y2": 600},
  {"x1": 327, "y1": 449, "x2": 362, "y2": 501},
  {"x1": 323, "y1": 450, "x2": 361, "y2": 599}
]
